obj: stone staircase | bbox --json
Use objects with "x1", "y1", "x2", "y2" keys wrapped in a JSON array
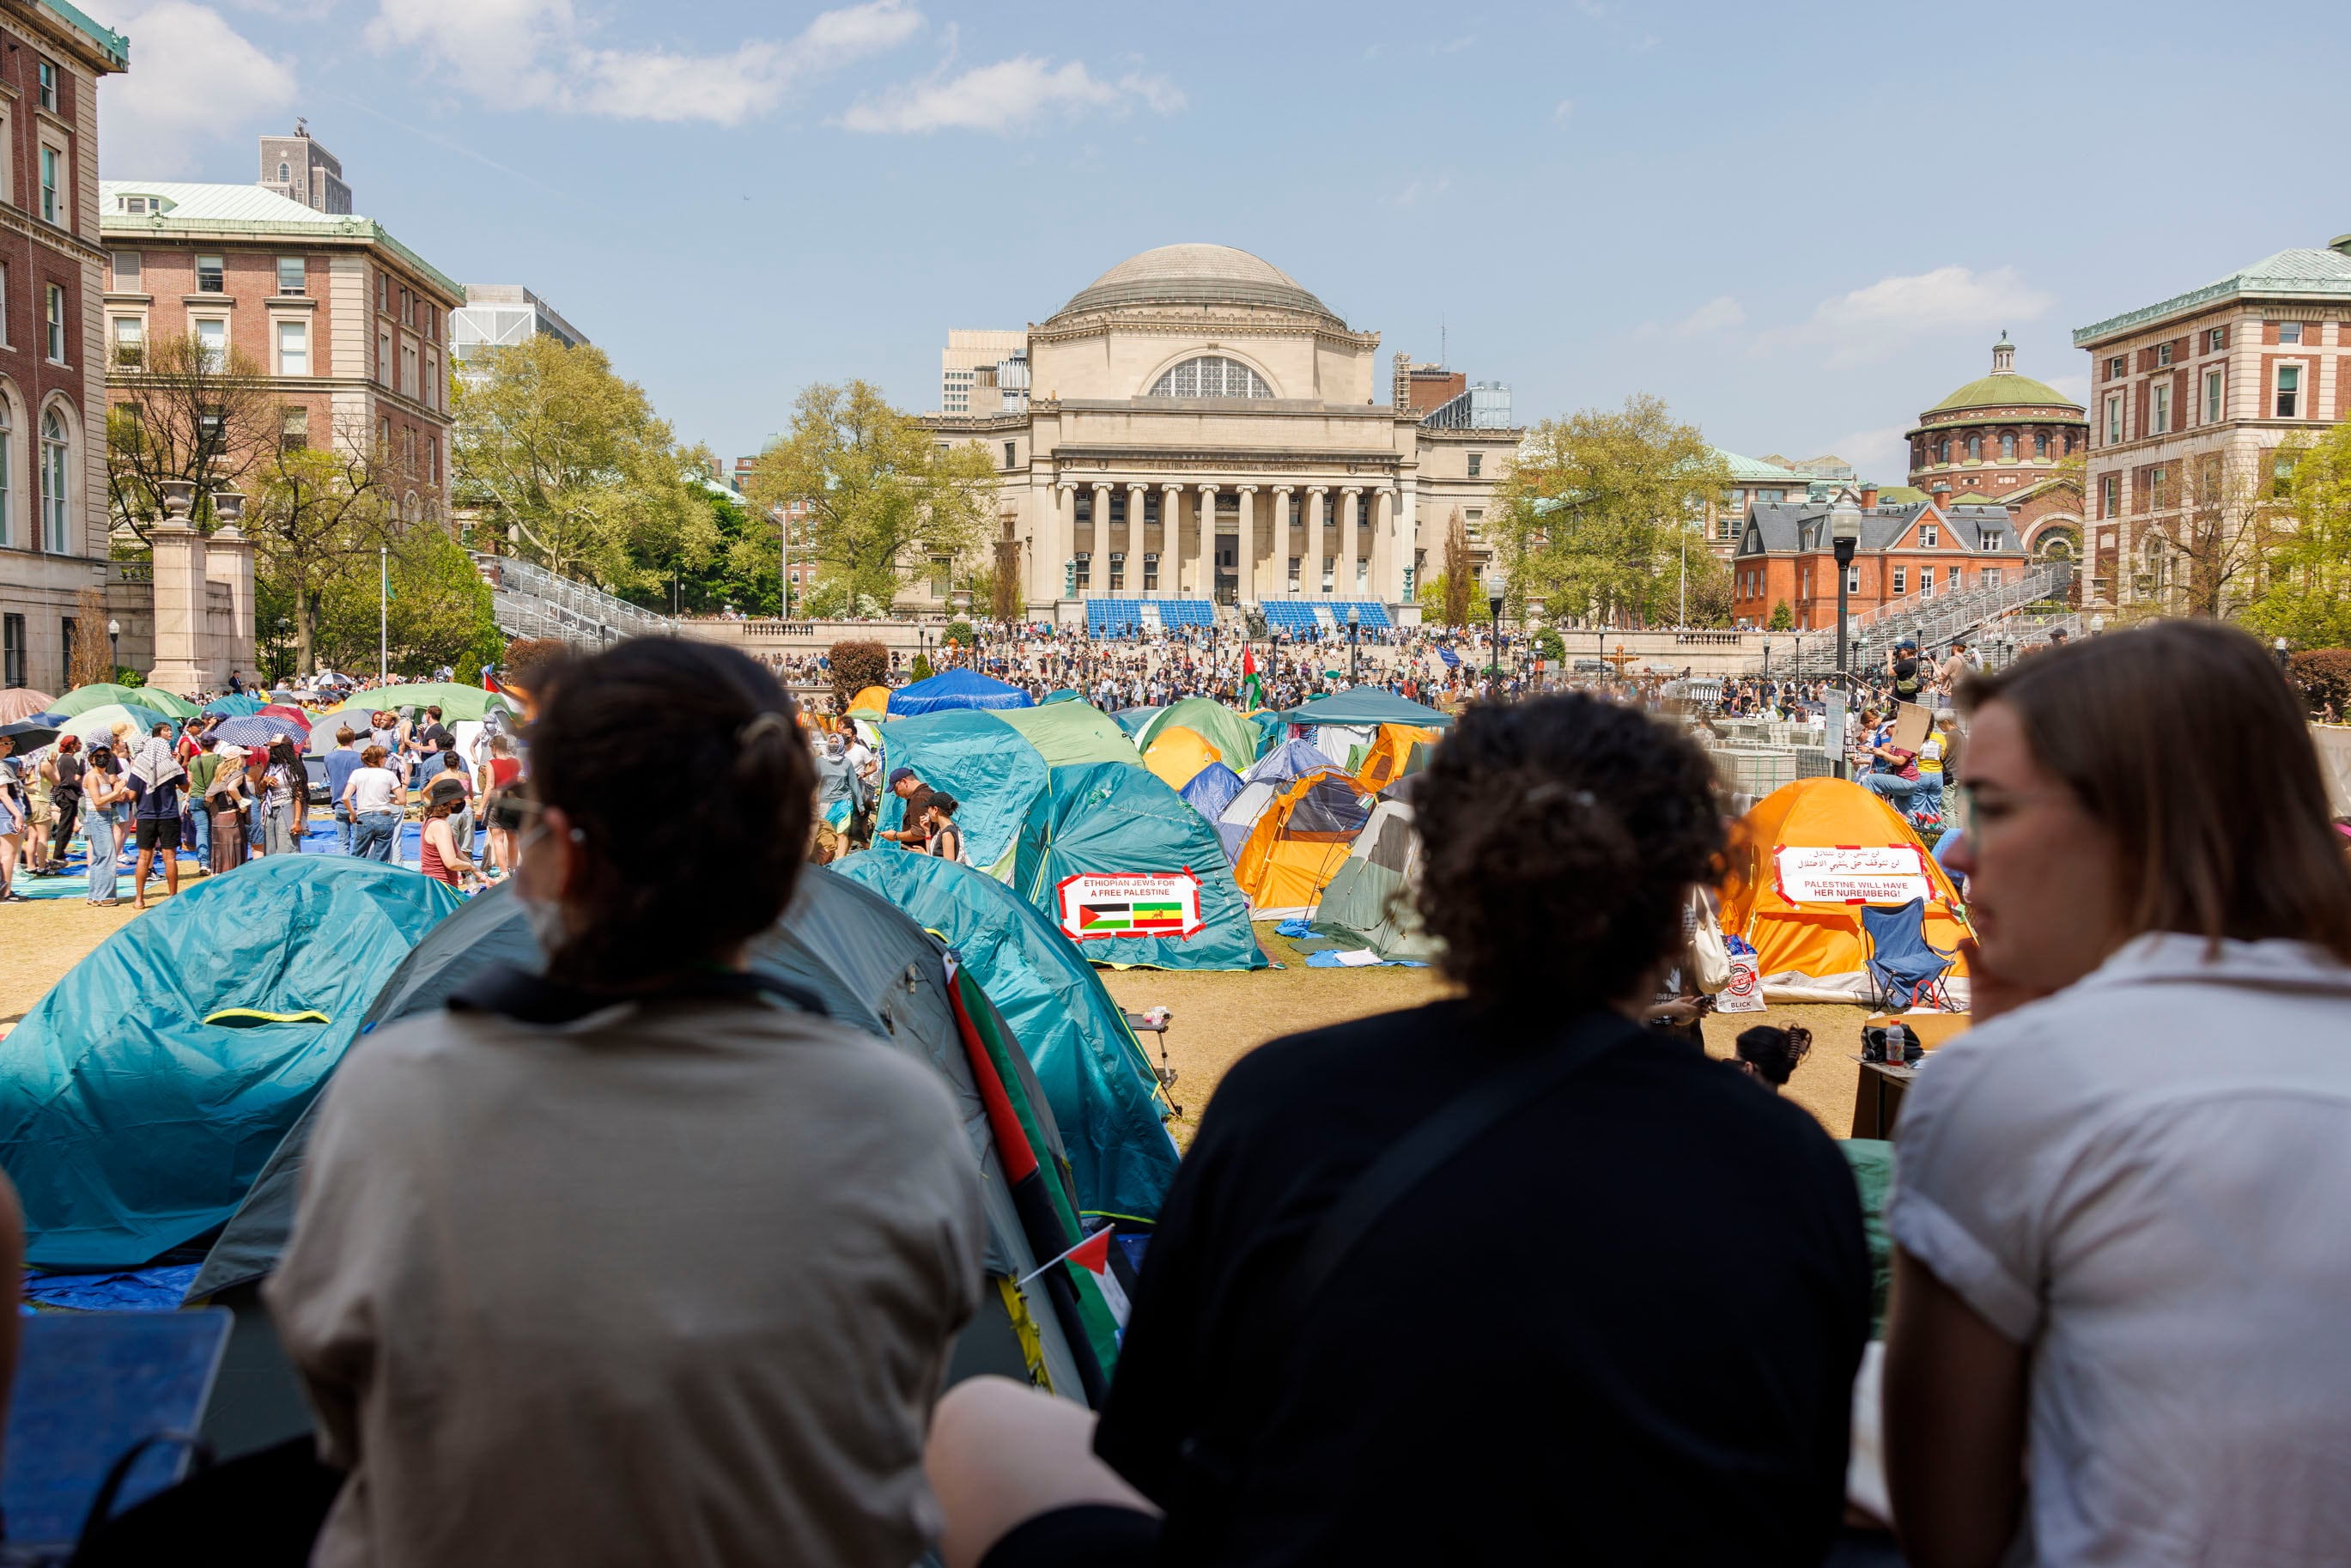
[{"x1": 475, "y1": 553, "x2": 676, "y2": 647}]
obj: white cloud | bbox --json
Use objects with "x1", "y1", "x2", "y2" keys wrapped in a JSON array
[
  {"x1": 100, "y1": 3, "x2": 297, "y2": 177},
  {"x1": 1387, "y1": 173, "x2": 1452, "y2": 208},
  {"x1": 1670, "y1": 295, "x2": 1744, "y2": 340},
  {"x1": 840, "y1": 55, "x2": 1180, "y2": 135},
  {"x1": 366, "y1": 0, "x2": 920, "y2": 125},
  {"x1": 1553, "y1": 98, "x2": 1574, "y2": 121},
  {"x1": 1756, "y1": 264, "x2": 2056, "y2": 367},
  {"x1": 1437, "y1": 33, "x2": 1477, "y2": 52}
]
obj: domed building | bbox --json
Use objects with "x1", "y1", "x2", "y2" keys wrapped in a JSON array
[
  {"x1": 1906, "y1": 335, "x2": 2087, "y2": 562},
  {"x1": 928, "y1": 243, "x2": 1519, "y2": 623}
]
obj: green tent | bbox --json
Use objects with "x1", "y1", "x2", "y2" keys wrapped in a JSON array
[
  {"x1": 1134, "y1": 696, "x2": 1264, "y2": 771},
  {"x1": 0, "y1": 857, "x2": 463, "y2": 1269},
  {"x1": 1310, "y1": 798, "x2": 1441, "y2": 962},
  {"x1": 53, "y1": 683, "x2": 199, "y2": 720},
  {"x1": 1040, "y1": 689, "x2": 1084, "y2": 705},
  {"x1": 59, "y1": 702, "x2": 177, "y2": 746},
  {"x1": 190, "y1": 869, "x2": 1115, "y2": 1423},
  {"x1": 362, "y1": 681, "x2": 515, "y2": 722},
  {"x1": 1012, "y1": 762, "x2": 1267, "y2": 972},
  {"x1": 836, "y1": 852, "x2": 1179, "y2": 1224},
  {"x1": 996, "y1": 701, "x2": 1144, "y2": 769},
  {"x1": 1285, "y1": 689, "x2": 1455, "y2": 728}
]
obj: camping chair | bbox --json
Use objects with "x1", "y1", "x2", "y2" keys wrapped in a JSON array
[{"x1": 1860, "y1": 898, "x2": 1959, "y2": 1013}]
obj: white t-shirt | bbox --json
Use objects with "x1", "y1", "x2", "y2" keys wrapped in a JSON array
[
  {"x1": 346, "y1": 766, "x2": 402, "y2": 816},
  {"x1": 1891, "y1": 933, "x2": 2351, "y2": 1566}
]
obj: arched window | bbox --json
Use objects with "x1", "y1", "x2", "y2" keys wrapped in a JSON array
[
  {"x1": 1149, "y1": 356, "x2": 1273, "y2": 399},
  {"x1": 0, "y1": 398, "x2": 12, "y2": 549},
  {"x1": 2000, "y1": 432, "x2": 2017, "y2": 459},
  {"x1": 40, "y1": 408, "x2": 67, "y2": 553},
  {"x1": 1966, "y1": 434, "x2": 1982, "y2": 460},
  {"x1": 277, "y1": 161, "x2": 291, "y2": 184},
  {"x1": 1935, "y1": 437, "x2": 1948, "y2": 464}
]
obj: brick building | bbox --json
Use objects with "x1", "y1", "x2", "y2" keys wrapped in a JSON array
[
  {"x1": 1730, "y1": 488, "x2": 2031, "y2": 631},
  {"x1": 0, "y1": 1, "x2": 126, "y2": 694},
  {"x1": 1906, "y1": 333, "x2": 2087, "y2": 542},
  {"x1": 2072, "y1": 235, "x2": 2351, "y2": 613},
  {"x1": 100, "y1": 181, "x2": 460, "y2": 511}
]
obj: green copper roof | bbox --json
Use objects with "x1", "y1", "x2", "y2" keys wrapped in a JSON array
[
  {"x1": 1875, "y1": 485, "x2": 1929, "y2": 505},
  {"x1": 2074, "y1": 246, "x2": 2351, "y2": 345},
  {"x1": 1925, "y1": 371, "x2": 2077, "y2": 414},
  {"x1": 1712, "y1": 448, "x2": 1808, "y2": 483},
  {"x1": 98, "y1": 180, "x2": 464, "y2": 302},
  {"x1": 39, "y1": 0, "x2": 129, "y2": 70}
]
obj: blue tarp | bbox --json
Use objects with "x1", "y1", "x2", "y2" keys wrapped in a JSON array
[
  {"x1": 21, "y1": 1264, "x2": 201, "y2": 1312},
  {"x1": 887, "y1": 668, "x2": 1034, "y2": 715},
  {"x1": 0, "y1": 857, "x2": 464, "y2": 1268},
  {"x1": 1179, "y1": 762, "x2": 1245, "y2": 853},
  {"x1": 835, "y1": 854, "x2": 1179, "y2": 1224},
  {"x1": 875, "y1": 708, "x2": 1051, "y2": 870},
  {"x1": 1012, "y1": 763, "x2": 1267, "y2": 972}
]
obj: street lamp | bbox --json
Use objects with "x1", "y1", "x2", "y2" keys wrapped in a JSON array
[
  {"x1": 1346, "y1": 605, "x2": 1360, "y2": 684},
  {"x1": 2275, "y1": 635, "x2": 2291, "y2": 673},
  {"x1": 106, "y1": 617, "x2": 120, "y2": 677},
  {"x1": 1487, "y1": 575, "x2": 1504, "y2": 693},
  {"x1": 2089, "y1": 612, "x2": 2107, "y2": 637},
  {"x1": 1830, "y1": 497, "x2": 1861, "y2": 779}
]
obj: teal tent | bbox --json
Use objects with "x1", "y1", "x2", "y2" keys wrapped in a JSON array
[
  {"x1": 1110, "y1": 707, "x2": 1162, "y2": 738},
  {"x1": 189, "y1": 869, "x2": 1113, "y2": 1425},
  {"x1": 1285, "y1": 689, "x2": 1455, "y2": 728},
  {"x1": 1012, "y1": 763, "x2": 1267, "y2": 971},
  {"x1": 202, "y1": 695, "x2": 266, "y2": 718},
  {"x1": 836, "y1": 853, "x2": 1179, "y2": 1224},
  {"x1": 876, "y1": 708, "x2": 1053, "y2": 871},
  {"x1": 1040, "y1": 689, "x2": 1084, "y2": 705},
  {"x1": 0, "y1": 858, "x2": 463, "y2": 1268}
]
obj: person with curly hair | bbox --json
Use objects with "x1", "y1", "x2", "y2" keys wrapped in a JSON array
[{"x1": 926, "y1": 693, "x2": 1873, "y2": 1568}]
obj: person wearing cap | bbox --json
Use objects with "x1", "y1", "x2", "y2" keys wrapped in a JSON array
[
  {"x1": 1886, "y1": 639, "x2": 1924, "y2": 705},
  {"x1": 878, "y1": 768, "x2": 934, "y2": 850}
]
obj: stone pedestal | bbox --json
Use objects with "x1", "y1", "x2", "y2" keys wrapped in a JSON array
[
  {"x1": 145, "y1": 520, "x2": 213, "y2": 698},
  {"x1": 206, "y1": 526, "x2": 256, "y2": 684}
]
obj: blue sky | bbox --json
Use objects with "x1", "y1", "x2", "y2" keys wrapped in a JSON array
[{"x1": 100, "y1": 0, "x2": 2351, "y2": 479}]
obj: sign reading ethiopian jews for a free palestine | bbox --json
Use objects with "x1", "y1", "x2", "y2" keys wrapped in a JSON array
[
  {"x1": 1056, "y1": 871, "x2": 1206, "y2": 943},
  {"x1": 1771, "y1": 844, "x2": 1936, "y2": 907}
]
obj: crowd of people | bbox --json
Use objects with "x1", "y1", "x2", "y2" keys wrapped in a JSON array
[{"x1": 5, "y1": 618, "x2": 2349, "y2": 1567}]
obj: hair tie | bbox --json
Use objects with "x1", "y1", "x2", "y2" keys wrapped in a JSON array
[{"x1": 737, "y1": 711, "x2": 794, "y2": 747}]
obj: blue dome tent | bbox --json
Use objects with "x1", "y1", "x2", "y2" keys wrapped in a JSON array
[{"x1": 886, "y1": 667, "x2": 1035, "y2": 715}]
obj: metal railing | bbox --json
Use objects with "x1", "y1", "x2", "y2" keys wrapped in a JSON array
[
  {"x1": 1771, "y1": 562, "x2": 2073, "y2": 676},
  {"x1": 475, "y1": 553, "x2": 677, "y2": 647}
]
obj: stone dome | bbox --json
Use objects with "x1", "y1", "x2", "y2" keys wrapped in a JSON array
[{"x1": 1051, "y1": 244, "x2": 1340, "y2": 325}]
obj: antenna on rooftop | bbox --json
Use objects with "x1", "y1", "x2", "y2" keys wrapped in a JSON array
[{"x1": 1441, "y1": 315, "x2": 1448, "y2": 369}]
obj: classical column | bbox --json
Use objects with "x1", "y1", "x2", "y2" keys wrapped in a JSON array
[
  {"x1": 1399, "y1": 471, "x2": 1418, "y2": 609},
  {"x1": 1305, "y1": 486, "x2": 1328, "y2": 596},
  {"x1": 1340, "y1": 486, "x2": 1363, "y2": 599},
  {"x1": 1054, "y1": 481, "x2": 1078, "y2": 604},
  {"x1": 1271, "y1": 485, "x2": 1296, "y2": 597},
  {"x1": 1195, "y1": 483, "x2": 1219, "y2": 602},
  {"x1": 1373, "y1": 488, "x2": 1397, "y2": 606},
  {"x1": 206, "y1": 513, "x2": 256, "y2": 685},
  {"x1": 1161, "y1": 482, "x2": 1186, "y2": 595},
  {"x1": 1125, "y1": 483, "x2": 1148, "y2": 589},
  {"x1": 1088, "y1": 481, "x2": 1111, "y2": 593},
  {"x1": 1235, "y1": 485, "x2": 1259, "y2": 605}
]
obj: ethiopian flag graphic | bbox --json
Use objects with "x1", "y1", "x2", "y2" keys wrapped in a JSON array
[{"x1": 1080, "y1": 900, "x2": 1185, "y2": 933}]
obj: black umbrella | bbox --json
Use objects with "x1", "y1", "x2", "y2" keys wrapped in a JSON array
[{"x1": 0, "y1": 717, "x2": 61, "y2": 750}]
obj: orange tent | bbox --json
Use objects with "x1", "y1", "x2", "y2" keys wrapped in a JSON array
[
  {"x1": 849, "y1": 684, "x2": 893, "y2": 717},
  {"x1": 1231, "y1": 772, "x2": 1371, "y2": 919},
  {"x1": 1720, "y1": 777, "x2": 1971, "y2": 1006},
  {"x1": 1352, "y1": 724, "x2": 1437, "y2": 794},
  {"x1": 1142, "y1": 725, "x2": 1221, "y2": 791}
]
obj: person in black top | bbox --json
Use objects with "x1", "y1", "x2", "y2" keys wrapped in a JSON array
[{"x1": 928, "y1": 694, "x2": 1873, "y2": 1568}]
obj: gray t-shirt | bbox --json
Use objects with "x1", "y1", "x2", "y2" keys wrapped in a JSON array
[{"x1": 268, "y1": 992, "x2": 985, "y2": 1568}]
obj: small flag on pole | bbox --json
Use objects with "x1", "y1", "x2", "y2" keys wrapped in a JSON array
[{"x1": 1018, "y1": 1227, "x2": 1130, "y2": 1328}]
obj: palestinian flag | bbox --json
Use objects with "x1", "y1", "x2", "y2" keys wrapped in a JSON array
[
  {"x1": 1242, "y1": 644, "x2": 1264, "y2": 710},
  {"x1": 1062, "y1": 1230, "x2": 1130, "y2": 1328}
]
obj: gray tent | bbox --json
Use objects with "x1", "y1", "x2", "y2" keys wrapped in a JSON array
[
  {"x1": 187, "y1": 868, "x2": 1096, "y2": 1457},
  {"x1": 1311, "y1": 798, "x2": 1441, "y2": 963}
]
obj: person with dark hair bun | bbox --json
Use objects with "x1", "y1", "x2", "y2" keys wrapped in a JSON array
[
  {"x1": 1734, "y1": 1023, "x2": 1813, "y2": 1091},
  {"x1": 268, "y1": 638, "x2": 987, "y2": 1568},
  {"x1": 927, "y1": 693, "x2": 1872, "y2": 1568}
]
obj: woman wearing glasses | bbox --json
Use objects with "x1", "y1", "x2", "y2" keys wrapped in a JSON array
[{"x1": 1885, "y1": 621, "x2": 2351, "y2": 1567}]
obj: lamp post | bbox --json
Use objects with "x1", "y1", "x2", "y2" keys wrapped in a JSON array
[
  {"x1": 1487, "y1": 579, "x2": 1504, "y2": 696},
  {"x1": 1346, "y1": 604, "x2": 1359, "y2": 684},
  {"x1": 1830, "y1": 497, "x2": 1861, "y2": 779},
  {"x1": 1527, "y1": 598, "x2": 1545, "y2": 689},
  {"x1": 2089, "y1": 613, "x2": 2107, "y2": 637},
  {"x1": 106, "y1": 617, "x2": 119, "y2": 678},
  {"x1": 2275, "y1": 635, "x2": 2291, "y2": 674}
]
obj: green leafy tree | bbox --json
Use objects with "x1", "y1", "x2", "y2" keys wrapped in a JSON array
[
  {"x1": 453, "y1": 335, "x2": 695, "y2": 589},
  {"x1": 1442, "y1": 508, "x2": 1474, "y2": 628},
  {"x1": 106, "y1": 333, "x2": 280, "y2": 544},
  {"x1": 1768, "y1": 599, "x2": 1795, "y2": 630},
  {"x1": 909, "y1": 653, "x2": 934, "y2": 681},
  {"x1": 316, "y1": 527, "x2": 501, "y2": 679},
  {"x1": 2243, "y1": 424, "x2": 2351, "y2": 647},
  {"x1": 1491, "y1": 395, "x2": 1731, "y2": 628},
  {"x1": 249, "y1": 437, "x2": 398, "y2": 676},
  {"x1": 747, "y1": 380, "x2": 995, "y2": 611}
]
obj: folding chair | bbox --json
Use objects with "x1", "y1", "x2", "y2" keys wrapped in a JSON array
[{"x1": 1861, "y1": 898, "x2": 1959, "y2": 1012}]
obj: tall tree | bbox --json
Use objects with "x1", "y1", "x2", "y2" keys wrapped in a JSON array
[
  {"x1": 2241, "y1": 425, "x2": 2351, "y2": 647},
  {"x1": 1491, "y1": 395, "x2": 1731, "y2": 628},
  {"x1": 106, "y1": 333, "x2": 280, "y2": 544},
  {"x1": 247, "y1": 435, "x2": 398, "y2": 675},
  {"x1": 453, "y1": 335, "x2": 694, "y2": 588},
  {"x1": 746, "y1": 380, "x2": 994, "y2": 610},
  {"x1": 1441, "y1": 507, "x2": 1473, "y2": 627},
  {"x1": 315, "y1": 526, "x2": 503, "y2": 680}
]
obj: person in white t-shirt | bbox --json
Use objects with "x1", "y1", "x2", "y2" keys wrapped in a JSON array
[
  {"x1": 1883, "y1": 621, "x2": 2351, "y2": 1568},
  {"x1": 343, "y1": 746, "x2": 405, "y2": 864}
]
